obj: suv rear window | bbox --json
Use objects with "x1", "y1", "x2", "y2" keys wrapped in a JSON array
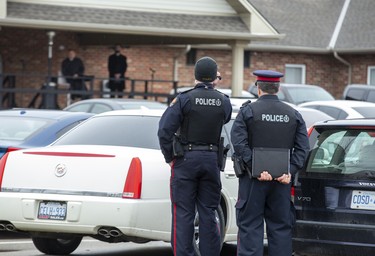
[{"x1": 307, "y1": 128, "x2": 375, "y2": 175}]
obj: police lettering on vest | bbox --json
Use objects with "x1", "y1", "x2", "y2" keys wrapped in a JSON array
[
  {"x1": 195, "y1": 97, "x2": 222, "y2": 106},
  {"x1": 261, "y1": 114, "x2": 290, "y2": 123},
  {"x1": 179, "y1": 88, "x2": 226, "y2": 145}
]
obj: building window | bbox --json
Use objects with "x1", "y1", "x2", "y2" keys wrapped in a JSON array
[
  {"x1": 244, "y1": 50, "x2": 251, "y2": 68},
  {"x1": 285, "y1": 64, "x2": 306, "y2": 84},
  {"x1": 367, "y1": 66, "x2": 375, "y2": 85},
  {"x1": 186, "y1": 49, "x2": 197, "y2": 66}
]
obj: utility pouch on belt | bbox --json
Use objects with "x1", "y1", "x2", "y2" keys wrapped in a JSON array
[
  {"x1": 173, "y1": 135, "x2": 184, "y2": 157},
  {"x1": 231, "y1": 152, "x2": 247, "y2": 177},
  {"x1": 218, "y1": 137, "x2": 230, "y2": 172}
]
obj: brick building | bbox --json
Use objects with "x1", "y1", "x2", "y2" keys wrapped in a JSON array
[{"x1": 1, "y1": 0, "x2": 375, "y2": 108}]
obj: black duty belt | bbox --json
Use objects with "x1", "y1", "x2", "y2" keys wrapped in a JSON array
[{"x1": 183, "y1": 144, "x2": 218, "y2": 152}]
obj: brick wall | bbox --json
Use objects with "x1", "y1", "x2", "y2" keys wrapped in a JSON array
[{"x1": 1, "y1": 27, "x2": 374, "y2": 108}]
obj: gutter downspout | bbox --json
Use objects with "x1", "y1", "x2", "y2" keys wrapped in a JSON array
[
  {"x1": 333, "y1": 52, "x2": 351, "y2": 85},
  {"x1": 329, "y1": 0, "x2": 352, "y2": 85},
  {"x1": 173, "y1": 45, "x2": 191, "y2": 82}
]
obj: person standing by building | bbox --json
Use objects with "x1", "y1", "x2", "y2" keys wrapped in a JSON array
[
  {"x1": 158, "y1": 56, "x2": 232, "y2": 256},
  {"x1": 107, "y1": 44, "x2": 128, "y2": 98},
  {"x1": 230, "y1": 70, "x2": 309, "y2": 256},
  {"x1": 61, "y1": 49, "x2": 86, "y2": 100}
]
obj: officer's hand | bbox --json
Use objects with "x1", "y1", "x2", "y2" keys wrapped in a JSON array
[
  {"x1": 275, "y1": 173, "x2": 291, "y2": 184},
  {"x1": 257, "y1": 171, "x2": 273, "y2": 181}
]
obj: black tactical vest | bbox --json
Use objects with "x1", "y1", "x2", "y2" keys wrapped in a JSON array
[
  {"x1": 247, "y1": 99, "x2": 297, "y2": 149},
  {"x1": 180, "y1": 87, "x2": 226, "y2": 145}
]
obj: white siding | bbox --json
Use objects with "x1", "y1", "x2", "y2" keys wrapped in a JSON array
[
  {"x1": 0, "y1": 0, "x2": 6, "y2": 18},
  {"x1": 9, "y1": 0, "x2": 237, "y2": 15}
]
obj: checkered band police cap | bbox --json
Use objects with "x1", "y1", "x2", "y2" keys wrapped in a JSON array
[{"x1": 194, "y1": 57, "x2": 217, "y2": 82}]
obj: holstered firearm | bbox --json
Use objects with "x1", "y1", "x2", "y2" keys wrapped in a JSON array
[
  {"x1": 231, "y1": 152, "x2": 246, "y2": 177},
  {"x1": 172, "y1": 134, "x2": 184, "y2": 157},
  {"x1": 218, "y1": 137, "x2": 230, "y2": 172}
]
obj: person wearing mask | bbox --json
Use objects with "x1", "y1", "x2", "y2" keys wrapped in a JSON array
[
  {"x1": 158, "y1": 56, "x2": 232, "y2": 256},
  {"x1": 61, "y1": 49, "x2": 86, "y2": 100},
  {"x1": 107, "y1": 44, "x2": 128, "y2": 98},
  {"x1": 230, "y1": 70, "x2": 309, "y2": 256}
]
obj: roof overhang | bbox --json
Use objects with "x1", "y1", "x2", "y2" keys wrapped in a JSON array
[{"x1": 0, "y1": 0, "x2": 284, "y2": 46}]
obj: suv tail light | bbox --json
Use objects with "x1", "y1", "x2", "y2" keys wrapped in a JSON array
[
  {"x1": 0, "y1": 153, "x2": 10, "y2": 191},
  {"x1": 122, "y1": 157, "x2": 142, "y2": 199},
  {"x1": 290, "y1": 186, "x2": 295, "y2": 203},
  {"x1": 307, "y1": 126, "x2": 314, "y2": 137}
]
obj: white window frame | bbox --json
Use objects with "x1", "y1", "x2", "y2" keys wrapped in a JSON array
[
  {"x1": 367, "y1": 66, "x2": 375, "y2": 85},
  {"x1": 285, "y1": 64, "x2": 306, "y2": 84}
]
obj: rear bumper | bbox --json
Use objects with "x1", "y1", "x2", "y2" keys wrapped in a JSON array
[
  {"x1": 293, "y1": 220, "x2": 375, "y2": 255},
  {"x1": 0, "y1": 192, "x2": 171, "y2": 241}
]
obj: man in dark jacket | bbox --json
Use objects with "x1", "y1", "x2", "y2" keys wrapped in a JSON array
[
  {"x1": 107, "y1": 45, "x2": 128, "y2": 98},
  {"x1": 61, "y1": 49, "x2": 86, "y2": 100}
]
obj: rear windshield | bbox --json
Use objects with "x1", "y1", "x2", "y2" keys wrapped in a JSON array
[
  {"x1": 53, "y1": 115, "x2": 234, "y2": 152},
  {"x1": 352, "y1": 107, "x2": 375, "y2": 118},
  {"x1": 307, "y1": 128, "x2": 375, "y2": 176},
  {"x1": 53, "y1": 115, "x2": 161, "y2": 149},
  {"x1": 0, "y1": 117, "x2": 50, "y2": 141}
]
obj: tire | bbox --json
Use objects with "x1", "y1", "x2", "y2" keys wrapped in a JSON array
[
  {"x1": 193, "y1": 205, "x2": 226, "y2": 256},
  {"x1": 32, "y1": 236, "x2": 82, "y2": 255}
]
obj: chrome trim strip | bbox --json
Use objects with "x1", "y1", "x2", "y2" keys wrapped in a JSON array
[
  {"x1": 1, "y1": 187, "x2": 123, "y2": 198},
  {"x1": 296, "y1": 220, "x2": 375, "y2": 230}
]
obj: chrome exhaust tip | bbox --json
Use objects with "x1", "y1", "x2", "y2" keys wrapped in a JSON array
[
  {"x1": 5, "y1": 224, "x2": 16, "y2": 232},
  {"x1": 109, "y1": 229, "x2": 121, "y2": 237},
  {"x1": 98, "y1": 228, "x2": 110, "y2": 237}
]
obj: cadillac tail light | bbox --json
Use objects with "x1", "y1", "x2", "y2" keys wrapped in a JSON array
[
  {"x1": 123, "y1": 157, "x2": 142, "y2": 199},
  {"x1": 0, "y1": 153, "x2": 10, "y2": 191}
]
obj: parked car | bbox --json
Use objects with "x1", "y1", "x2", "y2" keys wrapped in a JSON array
[
  {"x1": 63, "y1": 98, "x2": 167, "y2": 114},
  {"x1": 342, "y1": 84, "x2": 375, "y2": 103},
  {"x1": 0, "y1": 109, "x2": 93, "y2": 159},
  {"x1": 293, "y1": 118, "x2": 375, "y2": 256},
  {"x1": 294, "y1": 107, "x2": 334, "y2": 129},
  {"x1": 299, "y1": 100, "x2": 375, "y2": 119},
  {"x1": 248, "y1": 83, "x2": 335, "y2": 105},
  {"x1": 0, "y1": 109, "x2": 238, "y2": 255}
]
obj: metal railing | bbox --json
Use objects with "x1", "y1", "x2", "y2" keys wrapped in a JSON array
[{"x1": 0, "y1": 73, "x2": 179, "y2": 110}]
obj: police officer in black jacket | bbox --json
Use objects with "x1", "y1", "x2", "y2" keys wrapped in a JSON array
[
  {"x1": 230, "y1": 70, "x2": 309, "y2": 256},
  {"x1": 158, "y1": 56, "x2": 232, "y2": 256}
]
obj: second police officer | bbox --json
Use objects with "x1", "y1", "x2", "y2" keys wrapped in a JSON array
[
  {"x1": 157, "y1": 56, "x2": 232, "y2": 256},
  {"x1": 230, "y1": 70, "x2": 309, "y2": 256}
]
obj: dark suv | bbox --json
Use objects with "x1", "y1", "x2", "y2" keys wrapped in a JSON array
[
  {"x1": 293, "y1": 119, "x2": 375, "y2": 256},
  {"x1": 342, "y1": 84, "x2": 375, "y2": 103},
  {"x1": 248, "y1": 83, "x2": 335, "y2": 105}
]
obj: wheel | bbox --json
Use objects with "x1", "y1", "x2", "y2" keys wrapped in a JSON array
[
  {"x1": 193, "y1": 204, "x2": 226, "y2": 256},
  {"x1": 32, "y1": 236, "x2": 82, "y2": 255}
]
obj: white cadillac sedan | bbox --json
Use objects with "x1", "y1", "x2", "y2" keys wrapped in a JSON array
[{"x1": 0, "y1": 109, "x2": 238, "y2": 255}]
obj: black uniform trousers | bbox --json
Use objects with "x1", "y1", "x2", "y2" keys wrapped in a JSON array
[
  {"x1": 170, "y1": 150, "x2": 222, "y2": 256},
  {"x1": 236, "y1": 176, "x2": 293, "y2": 256}
]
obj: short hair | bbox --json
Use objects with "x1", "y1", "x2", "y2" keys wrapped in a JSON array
[{"x1": 257, "y1": 81, "x2": 280, "y2": 94}]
